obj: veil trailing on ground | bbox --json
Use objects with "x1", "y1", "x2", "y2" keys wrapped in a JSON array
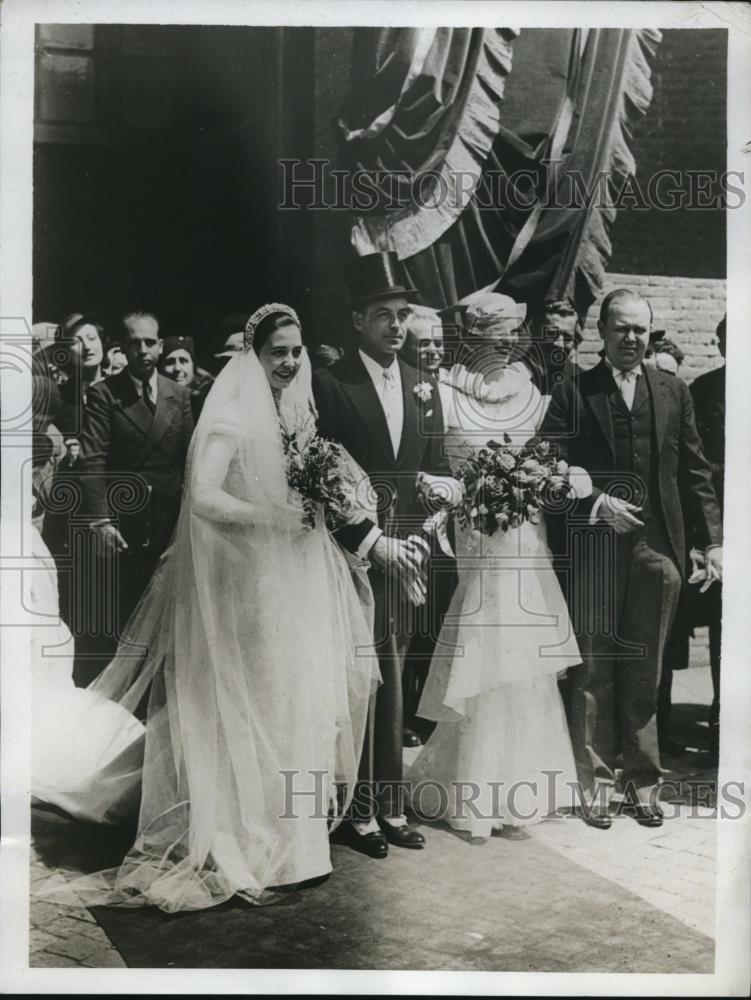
[{"x1": 44, "y1": 340, "x2": 379, "y2": 911}]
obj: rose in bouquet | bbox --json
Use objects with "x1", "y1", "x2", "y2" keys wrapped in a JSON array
[
  {"x1": 282, "y1": 429, "x2": 354, "y2": 530},
  {"x1": 454, "y1": 434, "x2": 592, "y2": 536}
]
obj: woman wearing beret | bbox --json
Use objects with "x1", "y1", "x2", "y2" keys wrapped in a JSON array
[{"x1": 158, "y1": 334, "x2": 215, "y2": 422}]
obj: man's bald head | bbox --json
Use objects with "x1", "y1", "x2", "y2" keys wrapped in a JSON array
[
  {"x1": 598, "y1": 289, "x2": 652, "y2": 372},
  {"x1": 599, "y1": 289, "x2": 653, "y2": 328}
]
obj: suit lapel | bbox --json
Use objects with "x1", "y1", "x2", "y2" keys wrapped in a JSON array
[
  {"x1": 111, "y1": 371, "x2": 180, "y2": 466},
  {"x1": 583, "y1": 360, "x2": 616, "y2": 457},
  {"x1": 396, "y1": 360, "x2": 418, "y2": 468},
  {"x1": 111, "y1": 370, "x2": 154, "y2": 440},
  {"x1": 631, "y1": 369, "x2": 649, "y2": 414},
  {"x1": 340, "y1": 355, "x2": 395, "y2": 466},
  {"x1": 139, "y1": 376, "x2": 180, "y2": 463},
  {"x1": 643, "y1": 364, "x2": 669, "y2": 451}
]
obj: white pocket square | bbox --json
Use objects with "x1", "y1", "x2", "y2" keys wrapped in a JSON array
[{"x1": 425, "y1": 409, "x2": 433, "y2": 417}]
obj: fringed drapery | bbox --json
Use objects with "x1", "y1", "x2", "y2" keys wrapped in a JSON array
[
  {"x1": 339, "y1": 27, "x2": 517, "y2": 260},
  {"x1": 339, "y1": 27, "x2": 662, "y2": 319}
]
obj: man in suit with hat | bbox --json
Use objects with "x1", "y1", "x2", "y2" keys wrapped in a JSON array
[
  {"x1": 540, "y1": 288, "x2": 722, "y2": 829},
  {"x1": 78, "y1": 310, "x2": 194, "y2": 682},
  {"x1": 313, "y1": 251, "x2": 454, "y2": 858}
]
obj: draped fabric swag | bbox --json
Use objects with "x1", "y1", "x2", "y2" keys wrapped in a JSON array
[{"x1": 338, "y1": 27, "x2": 662, "y2": 319}]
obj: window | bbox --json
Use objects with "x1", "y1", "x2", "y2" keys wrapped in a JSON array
[{"x1": 35, "y1": 25, "x2": 179, "y2": 146}]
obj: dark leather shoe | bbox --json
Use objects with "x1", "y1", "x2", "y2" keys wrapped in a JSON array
[
  {"x1": 496, "y1": 824, "x2": 532, "y2": 841},
  {"x1": 347, "y1": 825, "x2": 388, "y2": 859},
  {"x1": 633, "y1": 803, "x2": 663, "y2": 828},
  {"x1": 402, "y1": 728, "x2": 422, "y2": 748},
  {"x1": 581, "y1": 809, "x2": 612, "y2": 830},
  {"x1": 708, "y1": 722, "x2": 720, "y2": 765},
  {"x1": 379, "y1": 820, "x2": 425, "y2": 849},
  {"x1": 659, "y1": 737, "x2": 687, "y2": 757}
]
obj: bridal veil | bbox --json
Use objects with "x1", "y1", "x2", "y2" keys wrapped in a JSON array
[{"x1": 43, "y1": 345, "x2": 379, "y2": 910}]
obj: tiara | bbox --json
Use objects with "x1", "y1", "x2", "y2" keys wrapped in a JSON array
[{"x1": 243, "y1": 303, "x2": 301, "y2": 351}]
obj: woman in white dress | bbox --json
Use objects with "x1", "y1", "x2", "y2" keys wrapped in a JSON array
[
  {"x1": 30, "y1": 524, "x2": 145, "y2": 825},
  {"x1": 36, "y1": 303, "x2": 379, "y2": 911},
  {"x1": 408, "y1": 294, "x2": 580, "y2": 840}
]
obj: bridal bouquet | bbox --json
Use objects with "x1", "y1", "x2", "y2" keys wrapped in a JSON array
[
  {"x1": 282, "y1": 428, "x2": 354, "y2": 530},
  {"x1": 454, "y1": 435, "x2": 592, "y2": 537}
]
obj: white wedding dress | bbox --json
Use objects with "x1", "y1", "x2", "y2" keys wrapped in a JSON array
[
  {"x1": 408, "y1": 362, "x2": 579, "y2": 836},
  {"x1": 30, "y1": 526, "x2": 145, "y2": 824},
  {"x1": 36, "y1": 348, "x2": 379, "y2": 911}
]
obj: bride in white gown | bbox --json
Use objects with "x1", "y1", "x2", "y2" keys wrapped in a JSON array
[
  {"x1": 36, "y1": 303, "x2": 379, "y2": 910},
  {"x1": 408, "y1": 295, "x2": 580, "y2": 839}
]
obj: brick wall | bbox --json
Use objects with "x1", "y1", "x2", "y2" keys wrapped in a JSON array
[
  {"x1": 578, "y1": 272, "x2": 726, "y2": 383},
  {"x1": 608, "y1": 28, "x2": 727, "y2": 280}
]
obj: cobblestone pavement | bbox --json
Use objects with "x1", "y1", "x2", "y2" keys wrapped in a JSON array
[
  {"x1": 28, "y1": 665, "x2": 718, "y2": 971},
  {"x1": 29, "y1": 860, "x2": 125, "y2": 968}
]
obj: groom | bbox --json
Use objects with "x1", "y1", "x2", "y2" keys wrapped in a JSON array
[
  {"x1": 313, "y1": 252, "x2": 452, "y2": 858},
  {"x1": 541, "y1": 289, "x2": 723, "y2": 828}
]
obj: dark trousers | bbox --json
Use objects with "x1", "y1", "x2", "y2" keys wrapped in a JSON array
[
  {"x1": 708, "y1": 606, "x2": 722, "y2": 726},
  {"x1": 72, "y1": 534, "x2": 163, "y2": 688},
  {"x1": 568, "y1": 517, "x2": 682, "y2": 793},
  {"x1": 402, "y1": 550, "x2": 457, "y2": 738},
  {"x1": 657, "y1": 613, "x2": 690, "y2": 745},
  {"x1": 657, "y1": 583, "x2": 722, "y2": 743},
  {"x1": 352, "y1": 569, "x2": 413, "y2": 821}
]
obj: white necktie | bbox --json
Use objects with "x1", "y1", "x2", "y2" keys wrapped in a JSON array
[
  {"x1": 616, "y1": 369, "x2": 637, "y2": 411},
  {"x1": 382, "y1": 368, "x2": 401, "y2": 457}
]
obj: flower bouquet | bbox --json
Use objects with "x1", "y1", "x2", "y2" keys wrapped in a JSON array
[
  {"x1": 454, "y1": 434, "x2": 592, "y2": 537},
  {"x1": 282, "y1": 428, "x2": 354, "y2": 530}
]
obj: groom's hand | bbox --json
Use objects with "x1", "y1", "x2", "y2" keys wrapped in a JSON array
[
  {"x1": 598, "y1": 493, "x2": 644, "y2": 534},
  {"x1": 370, "y1": 535, "x2": 423, "y2": 577},
  {"x1": 370, "y1": 536, "x2": 427, "y2": 605}
]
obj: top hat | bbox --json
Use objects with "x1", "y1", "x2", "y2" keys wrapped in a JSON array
[{"x1": 346, "y1": 252, "x2": 418, "y2": 306}]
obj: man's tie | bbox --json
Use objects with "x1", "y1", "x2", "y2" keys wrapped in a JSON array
[
  {"x1": 616, "y1": 369, "x2": 638, "y2": 411},
  {"x1": 142, "y1": 378, "x2": 155, "y2": 415},
  {"x1": 382, "y1": 368, "x2": 401, "y2": 457}
]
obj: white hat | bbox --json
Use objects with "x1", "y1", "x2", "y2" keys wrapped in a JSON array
[{"x1": 465, "y1": 293, "x2": 527, "y2": 339}]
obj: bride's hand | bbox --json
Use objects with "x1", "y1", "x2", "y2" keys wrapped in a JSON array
[{"x1": 417, "y1": 472, "x2": 464, "y2": 510}]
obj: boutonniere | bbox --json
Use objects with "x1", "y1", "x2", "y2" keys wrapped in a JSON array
[{"x1": 413, "y1": 381, "x2": 433, "y2": 403}]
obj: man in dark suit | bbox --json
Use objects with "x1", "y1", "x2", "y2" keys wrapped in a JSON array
[
  {"x1": 523, "y1": 296, "x2": 584, "y2": 396},
  {"x1": 689, "y1": 315, "x2": 726, "y2": 759},
  {"x1": 313, "y1": 252, "x2": 453, "y2": 858},
  {"x1": 78, "y1": 310, "x2": 194, "y2": 681},
  {"x1": 540, "y1": 289, "x2": 722, "y2": 829},
  {"x1": 399, "y1": 306, "x2": 457, "y2": 747}
]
